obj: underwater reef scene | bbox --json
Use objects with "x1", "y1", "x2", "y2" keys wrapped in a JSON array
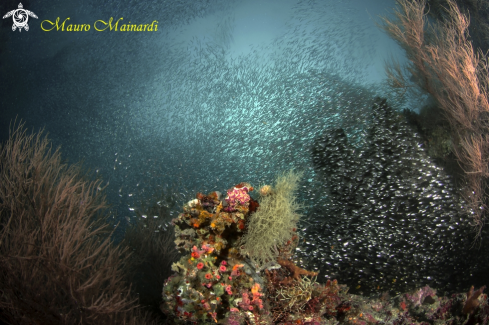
[
  {"x1": 1, "y1": 123, "x2": 487, "y2": 325},
  {"x1": 305, "y1": 98, "x2": 477, "y2": 295},
  {"x1": 159, "y1": 172, "x2": 488, "y2": 324},
  {"x1": 0, "y1": 123, "x2": 487, "y2": 325},
  {"x1": 2, "y1": 0, "x2": 489, "y2": 324}
]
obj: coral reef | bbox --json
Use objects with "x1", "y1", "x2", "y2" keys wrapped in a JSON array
[
  {"x1": 4, "y1": 122, "x2": 482, "y2": 325},
  {"x1": 160, "y1": 175, "x2": 488, "y2": 324},
  {"x1": 162, "y1": 185, "x2": 270, "y2": 323},
  {"x1": 161, "y1": 173, "x2": 489, "y2": 325},
  {"x1": 161, "y1": 173, "x2": 354, "y2": 324}
]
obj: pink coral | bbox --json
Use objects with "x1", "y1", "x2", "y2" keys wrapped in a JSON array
[
  {"x1": 191, "y1": 245, "x2": 207, "y2": 258},
  {"x1": 239, "y1": 291, "x2": 263, "y2": 310},
  {"x1": 406, "y1": 285, "x2": 436, "y2": 307},
  {"x1": 226, "y1": 285, "x2": 233, "y2": 295},
  {"x1": 236, "y1": 285, "x2": 265, "y2": 312},
  {"x1": 231, "y1": 264, "x2": 244, "y2": 277},
  {"x1": 201, "y1": 244, "x2": 214, "y2": 254},
  {"x1": 225, "y1": 186, "x2": 250, "y2": 211}
]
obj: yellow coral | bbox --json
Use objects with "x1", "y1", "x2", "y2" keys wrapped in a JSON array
[
  {"x1": 259, "y1": 185, "x2": 272, "y2": 196},
  {"x1": 215, "y1": 202, "x2": 223, "y2": 213},
  {"x1": 199, "y1": 210, "x2": 213, "y2": 223},
  {"x1": 239, "y1": 170, "x2": 303, "y2": 267}
]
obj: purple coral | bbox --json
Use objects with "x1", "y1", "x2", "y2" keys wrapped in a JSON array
[
  {"x1": 226, "y1": 313, "x2": 243, "y2": 325},
  {"x1": 405, "y1": 285, "x2": 437, "y2": 307},
  {"x1": 225, "y1": 186, "x2": 250, "y2": 211}
]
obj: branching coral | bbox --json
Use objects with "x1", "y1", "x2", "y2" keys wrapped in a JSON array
[
  {"x1": 238, "y1": 170, "x2": 303, "y2": 268},
  {"x1": 379, "y1": 0, "x2": 489, "y2": 238},
  {"x1": 277, "y1": 258, "x2": 318, "y2": 285},
  {"x1": 265, "y1": 265, "x2": 345, "y2": 323},
  {"x1": 276, "y1": 276, "x2": 316, "y2": 311},
  {"x1": 0, "y1": 122, "x2": 148, "y2": 325}
]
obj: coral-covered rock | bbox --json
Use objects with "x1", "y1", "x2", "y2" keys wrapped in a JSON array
[
  {"x1": 224, "y1": 184, "x2": 252, "y2": 212},
  {"x1": 162, "y1": 178, "x2": 486, "y2": 325},
  {"x1": 162, "y1": 179, "x2": 336, "y2": 324}
]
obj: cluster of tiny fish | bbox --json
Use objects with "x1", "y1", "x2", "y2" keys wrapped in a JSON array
[
  {"x1": 298, "y1": 98, "x2": 489, "y2": 296},
  {"x1": 7, "y1": 0, "x2": 380, "y2": 200},
  {"x1": 63, "y1": 0, "x2": 381, "y2": 215}
]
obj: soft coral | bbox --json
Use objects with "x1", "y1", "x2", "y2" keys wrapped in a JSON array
[{"x1": 462, "y1": 285, "x2": 486, "y2": 315}]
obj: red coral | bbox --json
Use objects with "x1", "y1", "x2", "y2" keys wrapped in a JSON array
[
  {"x1": 234, "y1": 182, "x2": 252, "y2": 190},
  {"x1": 316, "y1": 279, "x2": 342, "y2": 316},
  {"x1": 336, "y1": 301, "x2": 351, "y2": 314},
  {"x1": 249, "y1": 197, "x2": 259, "y2": 213},
  {"x1": 400, "y1": 301, "x2": 407, "y2": 311},
  {"x1": 238, "y1": 219, "x2": 246, "y2": 230},
  {"x1": 277, "y1": 258, "x2": 318, "y2": 285},
  {"x1": 196, "y1": 192, "x2": 205, "y2": 200},
  {"x1": 305, "y1": 296, "x2": 321, "y2": 314}
]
